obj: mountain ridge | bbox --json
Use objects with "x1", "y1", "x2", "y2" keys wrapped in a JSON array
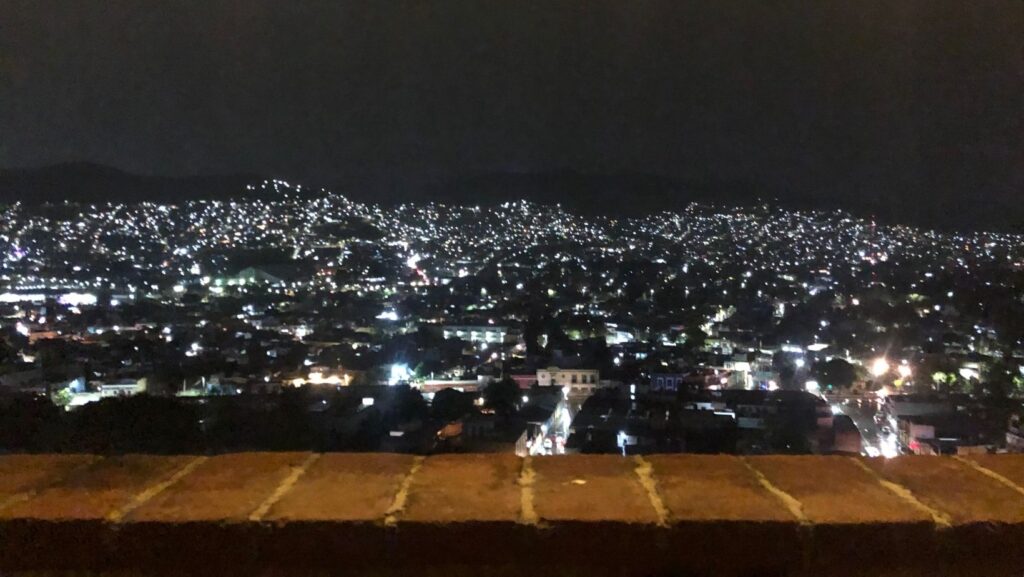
[
  {"x1": 1, "y1": 163, "x2": 1018, "y2": 233},
  {"x1": 0, "y1": 162, "x2": 268, "y2": 205}
]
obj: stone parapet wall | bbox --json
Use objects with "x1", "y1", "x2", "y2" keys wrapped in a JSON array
[{"x1": 1, "y1": 453, "x2": 1023, "y2": 576}]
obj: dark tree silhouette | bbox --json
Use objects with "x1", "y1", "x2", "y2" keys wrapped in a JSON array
[
  {"x1": 431, "y1": 388, "x2": 475, "y2": 422},
  {"x1": 483, "y1": 376, "x2": 521, "y2": 417},
  {"x1": 0, "y1": 396, "x2": 66, "y2": 451},
  {"x1": 813, "y1": 358, "x2": 857, "y2": 390},
  {"x1": 385, "y1": 385, "x2": 428, "y2": 426},
  {"x1": 68, "y1": 396, "x2": 202, "y2": 454}
]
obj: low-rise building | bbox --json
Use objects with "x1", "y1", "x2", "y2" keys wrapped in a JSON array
[
  {"x1": 896, "y1": 413, "x2": 992, "y2": 455},
  {"x1": 537, "y1": 367, "x2": 600, "y2": 396},
  {"x1": 443, "y1": 325, "x2": 507, "y2": 344},
  {"x1": 98, "y1": 377, "x2": 147, "y2": 397}
]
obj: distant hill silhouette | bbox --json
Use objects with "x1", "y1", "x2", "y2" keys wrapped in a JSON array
[
  {"x1": 401, "y1": 170, "x2": 1020, "y2": 232},
  {"x1": 0, "y1": 162, "x2": 270, "y2": 205},
  {"x1": 3, "y1": 164, "x2": 762, "y2": 215},
  {"x1": 405, "y1": 170, "x2": 771, "y2": 217},
  {"x1": 1, "y1": 163, "x2": 1018, "y2": 232}
]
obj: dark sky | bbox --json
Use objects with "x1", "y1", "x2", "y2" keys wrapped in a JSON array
[{"x1": 0, "y1": 1, "x2": 1021, "y2": 209}]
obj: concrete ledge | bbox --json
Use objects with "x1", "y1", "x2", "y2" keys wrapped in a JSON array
[{"x1": 1, "y1": 453, "x2": 1023, "y2": 576}]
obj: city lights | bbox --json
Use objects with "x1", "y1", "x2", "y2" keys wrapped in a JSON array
[
  {"x1": 1, "y1": 6, "x2": 1020, "y2": 568},
  {"x1": 0, "y1": 172, "x2": 1020, "y2": 467}
]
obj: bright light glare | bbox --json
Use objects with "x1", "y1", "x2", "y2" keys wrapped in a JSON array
[
  {"x1": 870, "y1": 357, "x2": 890, "y2": 377},
  {"x1": 389, "y1": 364, "x2": 410, "y2": 385},
  {"x1": 58, "y1": 292, "x2": 98, "y2": 306}
]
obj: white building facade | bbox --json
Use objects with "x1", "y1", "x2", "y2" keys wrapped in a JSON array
[
  {"x1": 443, "y1": 325, "x2": 507, "y2": 344},
  {"x1": 537, "y1": 367, "x2": 601, "y2": 397}
]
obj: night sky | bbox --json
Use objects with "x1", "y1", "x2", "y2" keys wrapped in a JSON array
[{"x1": 0, "y1": 1, "x2": 1021, "y2": 214}]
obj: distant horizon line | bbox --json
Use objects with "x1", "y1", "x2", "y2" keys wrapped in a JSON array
[{"x1": 1, "y1": 160, "x2": 1021, "y2": 235}]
